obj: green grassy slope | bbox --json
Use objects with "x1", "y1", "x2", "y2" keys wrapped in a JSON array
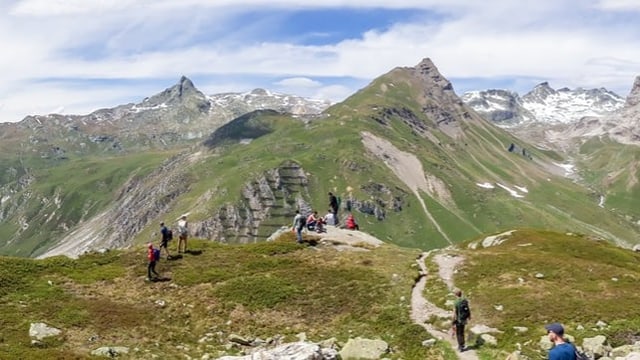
[
  {"x1": 0, "y1": 236, "x2": 454, "y2": 359},
  {"x1": 0, "y1": 151, "x2": 175, "y2": 256},
  {"x1": 179, "y1": 66, "x2": 639, "y2": 249},
  {"x1": 424, "y1": 229, "x2": 640, "y2": 359},
  {"x1": 577, "y1": 137, "x2": 640, "y2": 219}
]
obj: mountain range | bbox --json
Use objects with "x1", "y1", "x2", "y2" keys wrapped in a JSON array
[{"x1": 0, "y1": 58, "x2": 639, "y2": 259}]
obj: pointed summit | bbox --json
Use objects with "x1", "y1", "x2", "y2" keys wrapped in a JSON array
[
  {"x1": 142, "y1": 76, "x2": 208, "y2": 108},
  {"x1": 413, "y1": 58, "x2": 455, "y2": 93},
  {"x1": 625, "y1": 76, "x2": 640, "y2": 108}
]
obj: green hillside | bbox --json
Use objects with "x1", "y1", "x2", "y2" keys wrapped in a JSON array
[
  {"x1": 1, "y1": 58, "x2": 639, "y2": 257},
  {"x1": 577, "y1": 136, "x2": 640, "y2": 219},
  {"x1": 1, "y1": 229, "x2": 638, "y2": 359},
  {"x1": 423, "y1": 229, "x2": 640, "y2": 359}
]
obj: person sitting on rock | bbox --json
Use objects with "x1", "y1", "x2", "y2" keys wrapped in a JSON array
[
  {"x1": 345, "y1": 213, "x2": 359, "y2": 230},
  {"x1": 315, "y1": 215, "x2": 326, "y2": 233},
  {"x1": 324, "y1": 209, "x2": 336, "y2": 226},
  {"x1": 306, "y1": 211, "x2": 318, "y2": 231}
]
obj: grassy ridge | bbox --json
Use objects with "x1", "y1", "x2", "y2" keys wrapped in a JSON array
[
  {"x1": 433, "y1": 229, "x2": 640, "y2": 359},
  {"x1": 0, "y1": 236, "x2": 457, "y2": 359}
]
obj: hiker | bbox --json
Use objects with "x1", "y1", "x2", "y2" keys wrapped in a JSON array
[
  {"x1": 545, "y1": 323, "x2": 575, "y2": 360},
  {"x1": 147, "y1": 243, "x2": 160, "y2": 280},
  {"x1": 324, "y1": 209, "x2": 336, "y2": 226},
  {"x1": 292, "y1": 210, "x2": 305, "y2": 244},
  {"x1": 306, "y1": 211, "x2": 318, "y2": 231},
  {"x1": 159, "y1": 222, "x2": 172, "y2": 259},
  {"x1": 452, "y1": 289, "x2": 471, "y2": 352},
  {"x1": 345, "y1": 213, "x2": 359, "y2": 230},
  {"x1": 177, "y1": 215, "x2": 188, "y2": 253},
  {"x1": 328, "y1": 192, "x2": 339, "y2": 223}
]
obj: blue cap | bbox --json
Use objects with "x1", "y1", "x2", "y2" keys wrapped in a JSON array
[{"x1": 545, "y1": 323, "x2": 564, "y2": 335}]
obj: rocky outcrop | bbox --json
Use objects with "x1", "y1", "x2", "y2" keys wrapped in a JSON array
[
  {"x1": 625, "y1": 76, "x2": 640, "y2": 108},
  {"x1": 195, "y1": 161, "x2": 312, "y2": 243}
]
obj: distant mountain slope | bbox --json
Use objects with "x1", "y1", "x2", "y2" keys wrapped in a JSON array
[
  {"x1": 0, "y1": 77, "x2": 330, "y2": 158},
  {"x1": 2, "y1": 59, "x2": 640, "y2": 258},
  {"x1": 462, "y1": 83, "x2": 624, "y2": 126},
  {"x1": 463, "y1": 77, "x2": 640, "y2": 227}
]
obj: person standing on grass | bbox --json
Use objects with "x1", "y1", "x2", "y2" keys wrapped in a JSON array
[
  {"x1": 147, "y1": 243, "x2": 160, "y2": 280},
  {"x1": 452, "y1": 289, "x2": 471, "y2": 352},
  {"x1": 545, "y1": 323, "x2": 575, "y2": 360},
  {"x1": 177, "y1": 215, "x2": 188, "y2": 253},
  {"x1": 292, "y1": 210, "x2": 304, "y2": 244},
  {"x1": 159, "y1": 222, "x2": 172, "y2": 259}
]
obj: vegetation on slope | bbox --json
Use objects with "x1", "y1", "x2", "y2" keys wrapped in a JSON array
[
  {"x1": 424, "y1": 229, "x2": 640, "y2": 359},
  {"x1": 0, "y1": 235, "x2": 459, "y2": 359}
]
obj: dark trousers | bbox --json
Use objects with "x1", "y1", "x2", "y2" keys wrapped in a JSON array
[
  {"x1": 455, "y1": 322, "x2": 466, "y2": 349},
  {"x1": 148, "y1": 261, "x2": 158, "y2": 278}
]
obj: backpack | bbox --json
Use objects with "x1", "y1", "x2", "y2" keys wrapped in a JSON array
[
  {"x1": 167, "y1": 229, "x2": 173, "y2": 241},
  {"x1": 457, "y1": 298, "x2": 471, "y2": 323},
  {"x1": 572, "y1": 344, "x2": 591, "y2": 360},
  {"x1": 152, "y1": 248, "x2": 161, "y2": 262}
]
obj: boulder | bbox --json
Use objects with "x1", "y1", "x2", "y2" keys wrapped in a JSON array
[
  {"x1": 228, "y1": 334, "x2": 252, "y2": 346},
  {"x1": 339, "y1": 337, "x2": 388, "y2": 360},
  {"x1": 513, "y1": 326, "x2": 528, "y2": 333},
  {"x1": 217, "y1": 342, "x2": 334, "y2": 360},
  {"x1": 91, "y1": 346, "x2": 130, "y2": 357},
  {"x1": 539, "y1": 335, "x2": 553, "y2": 351},
  {"x1": 583, "y1": 335, "x2": 610, "y2": 358},
  {"x1": 480, "y1": 334, "x2": 498, "y2": 347},
  {"x1": 29, "y1": 323, "x2": 61, "y2": 341},
  {"x1": 470, "y1": 324, "x2": 502, "y2": 335}
]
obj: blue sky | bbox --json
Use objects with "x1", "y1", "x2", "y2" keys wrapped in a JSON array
[{"x1": 1, "y1": 0, "x2": 639, "y2": 122}]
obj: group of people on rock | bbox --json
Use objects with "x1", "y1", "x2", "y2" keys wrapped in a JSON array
[
  {"x1": 147, "y1": 215, "x2": 189, "y2": 281},
  {"x1": 291, "y1": 192, "x2": 359, "y2": 243}
]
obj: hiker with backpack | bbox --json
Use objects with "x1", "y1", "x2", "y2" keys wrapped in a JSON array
[
  {"x1": 147, "y1": 243, "x2": 160, "y2": 281},
  {"x1": 159, "y1": 222, "x2": 172, "y2": 260},
  {"x1": 545, "y1": 323, "x2": 577, "y2": 360},
  {"x1": 177, "y1": 215, "x2": 188, "y2": 254},
  {"x1": 452, "y1": 288, "x2": 471, "y2": 352},
  {"x1": 292, "y1": 210, "x2": 305, "y2": 244}
]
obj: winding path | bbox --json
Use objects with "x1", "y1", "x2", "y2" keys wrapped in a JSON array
[{"x1": 410, "y1": 252, "x2": 479, "y2": 360}]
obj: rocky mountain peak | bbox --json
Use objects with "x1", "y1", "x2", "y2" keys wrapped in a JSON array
[
  {"x1": 625, "y1": 75, "x2": 640, "y2": 108},
  {"x1": 250, "y1": 88, "x2": 271, "y2": 96},
  {"x1": 413, "y1": 57, "x2": 454, "y2": 93},
  {"x1": 523, "y1": 82, "x2": 557, "y2": 102},
  {"x1": 142, "y1": 76, "x2": 206, "y2": 107}
]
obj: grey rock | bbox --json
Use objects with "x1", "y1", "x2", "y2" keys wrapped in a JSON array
[
  {"x1": 29, "y1": 322, "x2": 61, "y2": 340},
  {"x1": 91, "y1": 346, "x2": 130, "y2": 357},
  {"x1": 339, "y1": 337, "x2": 388, "y2": 360},
  {"x1": 228, "y1": 334, "x2": 252, "y2": 346},
  {"x1": 513, "y1": 326, "x2": 528, "y2": 333},
  {"x1": 470, "y1": 324, "x2": 502, "y2": 335},
  {"x1": 480, "y1": 334, "x2": 497, "y2": 347},
  {"x1": 422, "y1": 339, "x2": 437, "y2": 347},
  {"x1": 217, "y1": 341, "x2": 328, "y2": 360},
  {"x1": 583, "y1": 335, "x2": 610, "y2": 358}
]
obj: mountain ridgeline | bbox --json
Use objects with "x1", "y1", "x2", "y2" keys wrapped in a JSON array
[{"x1": 0, "y1": 58, "x2": 639, "y2": 258}]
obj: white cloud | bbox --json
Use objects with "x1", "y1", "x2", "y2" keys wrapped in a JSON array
[
  {"x1": 1, "y1": 0, "x2": 639, "y2": 121},
  {"x1": 274, "y1": 77, "x2": 322, "y2": 88},
  {"x1": 596, "y1": 0, "x2": 640, "y2": 11}
]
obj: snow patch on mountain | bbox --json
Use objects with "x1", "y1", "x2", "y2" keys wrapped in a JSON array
[
  {"x1": 463, "y1": 83, "x2": 624, "y2": 126},
  {"x1": 207, "y1": 88, "x2": 331, "y2": 116}
]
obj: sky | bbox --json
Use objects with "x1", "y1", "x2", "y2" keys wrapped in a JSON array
[{"x1": 1, "y1": 0, "x2": 639, "y2": 123}]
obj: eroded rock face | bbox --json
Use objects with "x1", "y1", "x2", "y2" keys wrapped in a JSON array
[{"x1": 625, "y1": 76, "x2": 640, "y2": 108}]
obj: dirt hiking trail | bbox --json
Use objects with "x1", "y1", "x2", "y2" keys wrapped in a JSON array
[{"x1": 411, "y1": 252, "x2": 479, "y2": 360}]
